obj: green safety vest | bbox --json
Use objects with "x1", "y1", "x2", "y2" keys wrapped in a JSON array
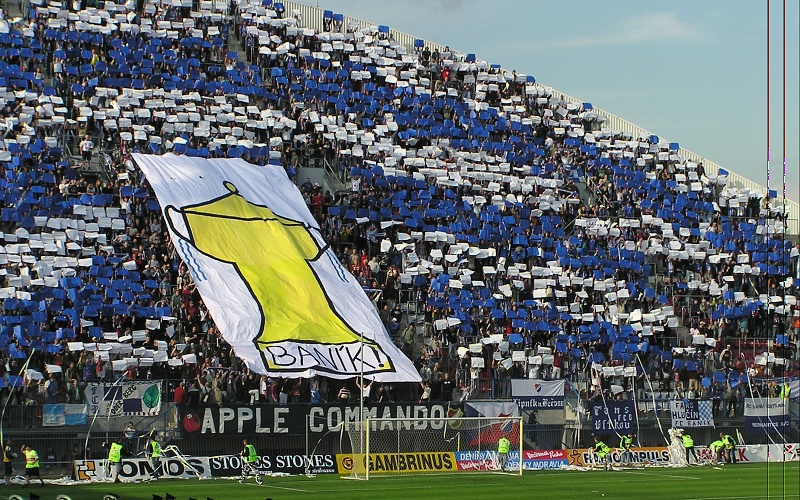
[
  {"x1": 620, "y1": 436, "x2": 632, "y2": 449},
  {"x1": 721, "y1": 435, "x2": 735, "y2": 448},
  {"x1": 682, "y1": 435, "x2": 694, "y2": 448},
  {"x1": 595, "y1": 442, "x2": 610, "y2": 456},
  {"x1": 780, "y1": 383, "x2": 790, "y2": 398},
  {"x1": 498, "y1": 438, "x2": 510, "y2": 454},
  {"x1": 109, "y1": 443, "x2": 122, "y2": 463},
  {"x1": 24, "y1": 450, "x2": 39, "y2": 469},
  {"x1": 150, "y1": 440, "x2": 162, "y2": 458},
  {"x1": 710, "y1": 440, "x2": 724, "y2": 451},
  {"x1": 244, "y1": 444, "x2": 257, "y2": 463}
]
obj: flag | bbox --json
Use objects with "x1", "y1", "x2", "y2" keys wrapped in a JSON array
[
  {"x1": 85, "y1": 381, "x2": 162, "y2": 417},
  {"x1": 590, "y1": 400, "x2": 636, "y2": 434},
  {"x1": 133, "y1": 154, "x2": 420, "y2": 382},
  {"x1": 743, "y1": 398, "x2": 790, "y2": 435},
  {"x1": 510, "y1": 379, "x2": 564, "y2": 409},
  {"x1": 670, "y1": 399, "x2": 714, "y2": 427},
  {"x1": 42, "y1": 404, "x2": 87, "y2": 426}
]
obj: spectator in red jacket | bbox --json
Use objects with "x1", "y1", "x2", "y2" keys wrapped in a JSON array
[{"x1": 173, "y1": 381, "x2": 187, "y2": 405}]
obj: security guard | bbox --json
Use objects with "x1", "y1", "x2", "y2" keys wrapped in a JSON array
[
  {"x1": 239, "y1": 439, "x2": 262, "y2": 485},
  {"x1": 709, "y1": 439, "x2": 725, "y2": 465},
  {"x1": 23, "y1": 444, "x2": 44, "y2": 488},
  {"x1": 720, "y1": 432, "x2": 736, "y2": 464},
  {"x1": 593, "y1": 436, "x2": 612, "y2": 471},
  {"x1": 148, "y1": 433, "x2": 162, "y2": 481},
  {"x1": 780, "y1": 381, "x2": 791, "y2": 399},
  {"x1": 681, "y1": 431, "x2": 698, "y2": 465},
  {"x1": 497, "y1": 435, "x2": 511, "y2": 471},
  {"x1": 4, "y1": 439, "x2": 16, "y2": 484},
  {"x1": 619, "y1": 433, "x2": 634, "y2": 466},
  {"x1": 108, "y1": 439, "x2": 124, "y2": 483}
]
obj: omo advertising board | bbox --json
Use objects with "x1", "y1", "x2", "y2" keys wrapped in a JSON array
[
  {"x1": 74, "y1": 453, "x2": 336, "y2": 481},
  {"x1": 74, "y1": 457, "x2": 208, "y2": 482}
]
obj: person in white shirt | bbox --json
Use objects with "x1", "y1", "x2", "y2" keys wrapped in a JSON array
[{"x1": 79, "y1": 135, "x2": 94, "y2": 161}]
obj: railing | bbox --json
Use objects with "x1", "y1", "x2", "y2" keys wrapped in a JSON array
[
  {"x1": 564, "y1": 379, "x2": 584, "y2": 416},
  {"x1": 283, "y1": 1, "x2": 799, "y2": 235},
  {"x1": 469, "y1": 377, "x2": 512, "y2": 400}
]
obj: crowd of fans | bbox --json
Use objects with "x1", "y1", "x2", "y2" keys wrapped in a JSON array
[{"x1": 0, "y1": 0, "x2": 798, "y2": 427}]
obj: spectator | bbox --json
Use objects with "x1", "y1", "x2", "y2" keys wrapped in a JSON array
[
  {"x1": 0, "y1": 0, "x2": 794, "y2": 430},
  {"x1": 337, "y1": 386, "x2": 351, "y2": 403},
  {"x1": 44, "y1": 375, "x2": 59, "y2": 405},
  {"x1": 173, "y1": 382, "x2": 188, "y2": 405},
  {"x1": 79, "y1": 135, "x2": 94, "y2": 162}
]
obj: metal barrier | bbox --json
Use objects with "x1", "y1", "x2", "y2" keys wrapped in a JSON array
[{"x1": 469, "y1": 377, "x2": 512, "y2": 400}]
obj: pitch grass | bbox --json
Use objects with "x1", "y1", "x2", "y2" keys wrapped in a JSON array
[{"x1": 6, "y1": 463, "x2": 799, "y2": 500}]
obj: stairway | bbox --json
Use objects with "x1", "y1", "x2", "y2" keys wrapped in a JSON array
[{"x1": 574, "y1": 180, "x2": 595, "y2": 207}]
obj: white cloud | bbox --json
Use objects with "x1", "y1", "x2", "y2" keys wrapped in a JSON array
[{"x1": 556, "y1": 12, "x2": 698, "y2": 49}]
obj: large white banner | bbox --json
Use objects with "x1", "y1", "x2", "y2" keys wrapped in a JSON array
[
  {"x1": 84, "y1": 381, "x2": 162, "y2": 417},
  {"x1": 743, "y1": 397, "x2": 790, "y2": 435},
  {"x1": 510, "y1": 379, "x2": 564, "y2": 409},
  {"x1": 669, "y1": 400, "x2": 714, "y2": 428},
  {"x1": 134, "y1": 154, "x2": 420, "y2": 381}
]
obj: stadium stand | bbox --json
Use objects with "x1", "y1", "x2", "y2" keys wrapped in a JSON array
[{"x1": 0, "y1": 0, "x2": 797, "y2": 425}]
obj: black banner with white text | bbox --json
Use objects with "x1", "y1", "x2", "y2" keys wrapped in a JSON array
[{"x1": 180, "y1": 403, "x2": 450, "y2": 435}]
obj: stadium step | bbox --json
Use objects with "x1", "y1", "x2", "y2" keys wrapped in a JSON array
[{"x1": 574, "y1": 180, "x2": 595, "y2": 207}]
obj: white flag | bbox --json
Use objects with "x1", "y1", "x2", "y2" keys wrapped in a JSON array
[{"x1": 134, "y1": 154, "x2": 420, "y2": 382}]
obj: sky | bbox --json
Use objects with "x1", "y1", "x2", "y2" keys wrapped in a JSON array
[{"x1": 308, "y1": 0, "x2": 800, "y2": 202}]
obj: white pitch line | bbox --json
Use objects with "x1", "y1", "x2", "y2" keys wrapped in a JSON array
[
  {"x1": 243, "y1": 482, "x2": 311, "y2": 493},
  {"x1": 620, "y1": 471, "x2": 702, "y2": 480},
  {"x1": 307, "y1": 481, "x2": 512, "y2": 493}
]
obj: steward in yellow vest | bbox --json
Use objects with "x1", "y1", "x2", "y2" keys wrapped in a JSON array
[
  {"x1": 22, "y1": 445, "x2": 44, "y2": 487},
  {"x1": 681, "y1": 432, "x2": 698, "y2": 464}
]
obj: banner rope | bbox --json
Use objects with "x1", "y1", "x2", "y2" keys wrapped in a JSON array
[
  {"x1": 635, "y1": 354, "x2": 670, "y2": 447},
  {"x1": 0, "y1": 348, "x2": 36, "y2": 449}
]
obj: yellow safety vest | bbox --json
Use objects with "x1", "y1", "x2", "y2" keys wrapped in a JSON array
[
  {"x1": 780, "y1": 383, "x2": 791, "y2": 398},
  {"x1": 244, "y1": 444, "x2": 257, "y2": 463},
  {"x1": 3, "y1": 446, "x2": 14, "y2": 463},
  {"x1": 721, "y1": 435, "x2": 735, "y2": 449},
  {"x1": 150, "y1": 440, "x2": 162, "y2": 458},
  {"x1": 25, "y1": 450, "x2": 39, "y2": 468},
  {"x1": 682, "y1": 435, "x2": 694, "y2": 448},
  {"x1": 498, "y1": 438, "x2": 510, "y2": 454},
  {"x1": 109, "y1": 443, "x2": 122, "y2": 463}
]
